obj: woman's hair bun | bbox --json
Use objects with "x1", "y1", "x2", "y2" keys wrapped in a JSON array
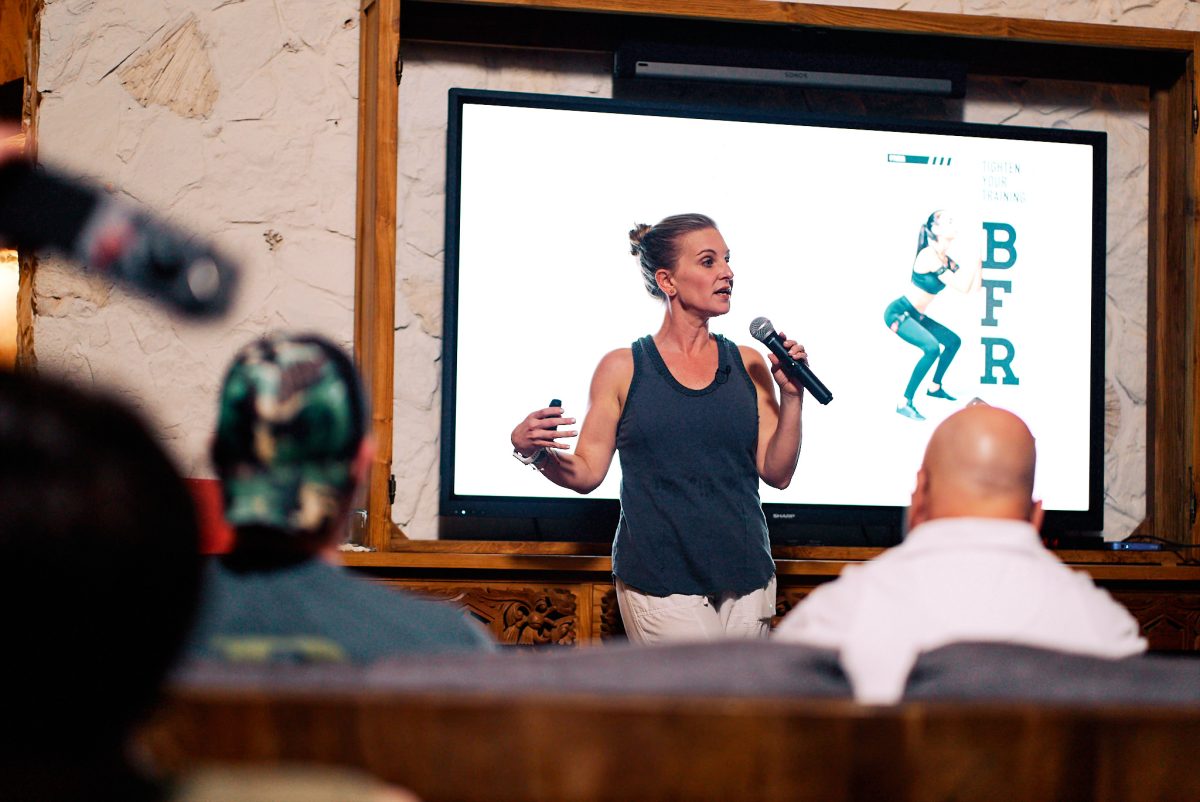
[{"x1": 629, "y1": 223, "x2": 652, "y2": 256}]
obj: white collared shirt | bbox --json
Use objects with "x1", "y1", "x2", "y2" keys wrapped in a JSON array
[{"x1": 773, "y1": 517, "x2": 1147, "y2": 703}]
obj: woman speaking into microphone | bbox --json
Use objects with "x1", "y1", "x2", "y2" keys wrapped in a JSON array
[{"x1": 510, "y1": 213, "x2": 808, "y2": 644}]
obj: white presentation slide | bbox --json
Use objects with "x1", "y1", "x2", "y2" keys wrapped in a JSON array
[{"x1": 449, "y1": 96, "x2": 1099, "y2": 513}]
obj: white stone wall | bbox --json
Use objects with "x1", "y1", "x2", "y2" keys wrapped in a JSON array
[
  {"x1": 33, "y1": 1, "x2": 1193, "y2": 539},
  {"x1": 35, "y1": 0, "x2": 360, "y2": 477}
]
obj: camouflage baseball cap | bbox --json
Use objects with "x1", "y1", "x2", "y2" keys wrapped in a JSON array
[{"x1": 212, "y1": 333, "x2": 367, "y2": 536}]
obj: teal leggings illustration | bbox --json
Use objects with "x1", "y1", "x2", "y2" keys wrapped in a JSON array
[{"x1": 884, "y1": 296, "x2": 961, "y2": 404}]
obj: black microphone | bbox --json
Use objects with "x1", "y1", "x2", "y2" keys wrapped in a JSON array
[
  {"x1": 0, "y1": 160, "x2": 237, "y2": 317},
  {"x1": 749, "y1": 316, "x2": 833, "y2": 405}
]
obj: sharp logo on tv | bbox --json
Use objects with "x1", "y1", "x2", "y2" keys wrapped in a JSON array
[{"x1": 442, "y1": 90, "x2": 1105, "y2": 533}]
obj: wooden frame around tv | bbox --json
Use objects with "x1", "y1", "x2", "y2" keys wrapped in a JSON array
[{"x1": 354, "y1": 0, "x2": 1200, "y2": 552}]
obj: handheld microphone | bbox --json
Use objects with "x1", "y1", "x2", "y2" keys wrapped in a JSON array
[
  {"x1": 0, "y1": 160, "x2": 238, "y2": 317},
  {"x1": 749, "y1": 316, "x2": 833, "y2": 405}
]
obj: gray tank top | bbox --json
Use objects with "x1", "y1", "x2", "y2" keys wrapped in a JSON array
[{"x1": 611, "y1": 334, "x2": 774, "y2": 597}]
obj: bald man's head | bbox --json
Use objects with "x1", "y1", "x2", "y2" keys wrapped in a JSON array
[{"x1": 908, "y1": 406, "x2": 1042, "y2": 528}]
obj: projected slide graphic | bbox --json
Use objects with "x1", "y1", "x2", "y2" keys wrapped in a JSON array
[{"x1": 446, "y1": 93, "x2": 1100, "y2": 519}]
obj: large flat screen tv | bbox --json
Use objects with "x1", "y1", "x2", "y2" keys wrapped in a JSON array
[{"x1": 440, "y1": 88, "x2": 1105, "y2": 542}]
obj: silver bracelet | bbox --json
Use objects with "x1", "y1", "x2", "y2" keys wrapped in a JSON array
[{"x1": 512, "y1": 447, "x2": 548, "y2": 468}]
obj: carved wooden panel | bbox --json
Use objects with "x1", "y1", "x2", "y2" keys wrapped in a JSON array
[
  {"x1": 387, "y1": 581, "x2": 581, "y2": 646},
  {"x1": 1111, "y1": 591, "x2": 1200, "y2": 651},
  {"x1": 773, "y1": 586, "x2": 815, "y2": 628},
  {"x1": 369, "y1": 575, "x2": 1200, "y2": 652},
  {"x1": 594, "y1": 584, "x2": 624, "y2": 640}
]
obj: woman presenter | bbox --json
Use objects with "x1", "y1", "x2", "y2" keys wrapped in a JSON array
[{"x1": 510, "y1": 213, "x2": 808, "y2": 644}]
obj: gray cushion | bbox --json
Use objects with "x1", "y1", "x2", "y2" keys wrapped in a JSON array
[
  {"x1": 904, "y1": 642, "x2": 1200, "y2": 705},
  {"x1": 176, "y1": 641, "x2": 851, "y2": 699}
]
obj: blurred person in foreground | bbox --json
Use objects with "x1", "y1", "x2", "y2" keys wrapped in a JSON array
[
  {"x1": 0, "y1": 369, "x2": 414, "y2": 802},
  {"x1": 187, "y1": 332, "x2": 493, "y2": 663},
  {"x1": 0, "y1": 369, "x2": 203, "y2": 800},
  {"x1": 774, "y1": 404, "x2": 1146, "y2": 704}
]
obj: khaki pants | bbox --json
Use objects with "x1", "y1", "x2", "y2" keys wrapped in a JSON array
[{"x1": 615, "y1": 575, "x2": 777, "y2": 645}]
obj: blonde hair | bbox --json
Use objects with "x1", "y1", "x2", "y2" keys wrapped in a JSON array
[{"x1": 629, "y1": 213, "x2": 718, "y2": 300}]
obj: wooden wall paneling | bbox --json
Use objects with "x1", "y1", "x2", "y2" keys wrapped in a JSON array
[
  {"x1": 1111, "y1": 590, "x2": 1200, "y2": 651},
  {"x1": 15, "y1": 0, "x2": 39, "y2": 372},
  {"x1": 574, "y1": 581, "x2": 594, "y2": 644},
  {"x1": 15, "y1": 248, "x2": 33, "y2": 371},
  {"x1": 341, "y1": 539, "x2": 615, "y2": 571},
  {"x1": 773, "y1": 584, "x2": 818, "y2": 628},
  {"x1": 1146, "y1": 47, "x2": 1195, "y2": 544},
  {"x1": 349, "y1": 549, "x2": 1200, "y2": 648},
  {"x1": 429, "y1": 0, "x2": 1196, "y2": 51},
  {"x1": 1191, "y1": 38, "x2": 1200, "y2": 547},
  {"x1": 593, "y1": 583, "x2": 623, "y2": 640},
  {"x1": 355, "y1": 0, "x2": 402, "y2": 547},
  {"x1": 0, "y1": 0, "x2": 28, "y2": 84}
]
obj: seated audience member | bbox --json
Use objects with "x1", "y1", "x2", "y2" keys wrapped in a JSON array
[
  {"x1": 0, "y1": 369, "x2": 416, "y2": 802},
  {"x1": 773, "y1": 404, "x2": 1146, "y2": 704},
  {"x1": 0, "y1": 369, "x2": 204, "y2": 800},
  {"x1": 188, "y1": 333, "x2": 493, "y2": 663}
]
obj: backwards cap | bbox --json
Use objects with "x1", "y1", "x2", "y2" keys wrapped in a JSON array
[{"x1": 212, "y1": 333, "x2": 367, "y2": 536}]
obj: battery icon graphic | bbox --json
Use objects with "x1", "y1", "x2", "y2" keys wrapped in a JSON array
[{"x1": 888, "y1": 153, "x2": 952, "y2": 165}]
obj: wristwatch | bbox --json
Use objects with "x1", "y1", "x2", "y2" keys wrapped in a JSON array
[{"x1": 513, "y1": 447, "x2": 548, "y2": 468}]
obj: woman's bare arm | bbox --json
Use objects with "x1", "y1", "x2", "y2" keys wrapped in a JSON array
[
  {"x1": 742, "y1": 344, "x2": 804, "y2": 490},
  {"x1": 510, "y1": 348, "x2": 632, "y2": 494}
]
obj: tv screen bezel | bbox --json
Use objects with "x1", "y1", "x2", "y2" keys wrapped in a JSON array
[{"x1": 439, "y1": 87, "x2": 1106, "y2": 539}]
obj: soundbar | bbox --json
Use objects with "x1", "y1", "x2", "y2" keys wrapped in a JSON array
[
  {"x1": 633, "y1": 60, "x2": 955, "y2": 95},
  {"x1": 615, "y1": 42, "x2": 965, "y2": 98}
]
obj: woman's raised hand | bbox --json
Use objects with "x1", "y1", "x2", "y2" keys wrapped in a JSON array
[{"x1": 511, "y1": 403, "x2": 578, "y2": 457}]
